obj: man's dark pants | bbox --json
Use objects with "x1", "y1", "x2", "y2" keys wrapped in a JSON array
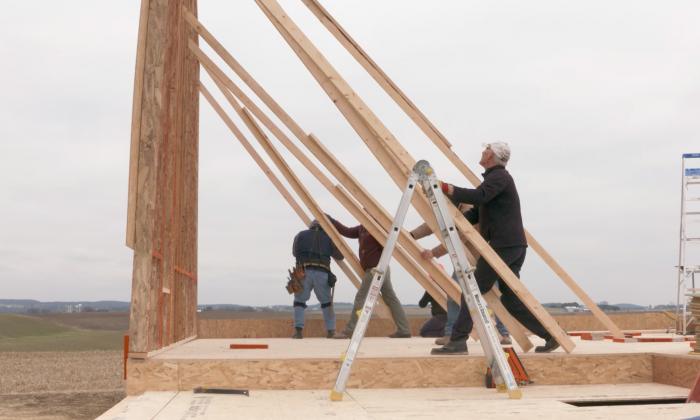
[
  {"x1": 450, "y1": 246, "x2": 552, "y2": 342},
  {"x1": 419, "y1": 313, "x2": 448, "y2": 337}
]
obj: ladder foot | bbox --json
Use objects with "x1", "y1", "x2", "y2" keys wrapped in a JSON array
[
  {"x1": 508, "y1": 389, "x2": 523, "y2": 399},
  {"x1": 330, "y1": 390, "x2": 343, "y2": 401}
]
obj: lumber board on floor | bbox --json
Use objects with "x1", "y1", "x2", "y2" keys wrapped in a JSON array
[
  {"x1": 255, "y1": 0, "x2": 574, "y2": 353},
  {"x1": 303, "y1": 0, "x2": 623, "y2": 339}
]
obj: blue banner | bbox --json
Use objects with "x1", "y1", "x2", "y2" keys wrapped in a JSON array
[
  {"x1": 687, "y1": 168, "x2": 700, "y2": 177},
  {"x1": 683, "y1": 153, "x2": 700, "y2": 158}
]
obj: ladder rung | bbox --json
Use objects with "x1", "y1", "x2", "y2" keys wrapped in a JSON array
[
  {"x1": 686, "y1": 198, "x2": 700, "y2": 201},
  {"x1": 686, "y1": 212, "x2": 700, "y2": 215},
  {"x1": 685, "y1": 238, "x2": 700, "y2": 241}
]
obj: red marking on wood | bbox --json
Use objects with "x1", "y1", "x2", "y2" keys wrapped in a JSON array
[
  {"x1": 152, "y1": 250, "x2": 164, "y2": 260},
  {"x1": 230, "y1": 344, "x2": 269, "y2": 349},
  {"x1": 581, "y1": 333, "x2": 593, "y2": 340},
  {"x1": 175, "y1": 265, "x2": 197, "y2": 281},
  {"x1": 604, "y1": 335, "x2": 614, "y2": 340},
  {"x1": 569, "y1": 333, "x2": 584, "y2": 337},
  {"x1": 124, "y1": 334, "x2": 129, "y2": 380},
  {"x1": 613, "y1": 338, "x2": 628, "y2": 343},
  {"x1": 690, "y1": 342, "x2": 696, "y2": 348},
  {"x1": 637, "y1": 338, "x2": 657, "y2": 343},
  {"x1": 624, "y1": 333, "x2": 641, "y2": 338}
]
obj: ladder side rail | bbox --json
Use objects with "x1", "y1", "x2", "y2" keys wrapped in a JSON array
[
  {"x1": 678, "y1": 156, "x2": 687, "y2": 332},
  {"x1": 331, "y1": 171, "x2": 421, "y2": 400},
  {"x1": 420, "y1": 162, "x2": 518, "y2": 396}
]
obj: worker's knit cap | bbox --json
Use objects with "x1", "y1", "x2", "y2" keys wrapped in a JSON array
[{"x1": 481, "y1": 142, "x2": 510, "y2": 163}]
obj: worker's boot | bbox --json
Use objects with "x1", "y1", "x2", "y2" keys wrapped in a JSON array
[
  {"x1": 333, "y1": 331, "x2": 351, "y2": 339},
  {"x1": 388, "y1": 331, "x2": 411, "y2": 338},
  {"x1": 500, "y1": 334, "x2": 513, "y2": 345},
  {"x1": 435, "y1": 335, "x2": 450, "y2": 345},
  {"x1": 535, "y1": 337, "x2": 560, "y2": 353},
  {"x1": 327, "y1": 329, "x2": 336, "y2": 339},
  {"x1": 430, "y1": 339, "x2": 468, "y2": 355},
  {"x1": 292, "y1": 327, "x2": 303, "y2": 339}
]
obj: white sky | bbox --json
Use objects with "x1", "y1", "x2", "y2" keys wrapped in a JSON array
[{"x1": 1, "y1": 1, "x2": 699, "y2": 307}]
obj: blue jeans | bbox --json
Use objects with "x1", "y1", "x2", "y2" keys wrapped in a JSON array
[
  {"x1": 293, "y1": 269, "x2": 335, "y2": 330},
  {"x1": 445, "y1": 272, "x2": 509, "y2": 336}
]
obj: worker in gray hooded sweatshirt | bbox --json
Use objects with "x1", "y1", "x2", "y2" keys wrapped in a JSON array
[{"x1": 291, "y1": 218, "x2": 344, "y2": 339}]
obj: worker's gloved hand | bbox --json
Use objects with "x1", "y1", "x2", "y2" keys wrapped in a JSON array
[
  {"x1": 439, "y1": 181, "x2": 450, "y2": 194},
  {"x1": 325, "y1": 213, "x2": 335, "y2": 223},
  {"x1": 420, "y1": 249, "x2": 434, "y2": 260}
]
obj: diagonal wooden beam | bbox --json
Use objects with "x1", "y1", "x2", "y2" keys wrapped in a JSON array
[
  {"x1": 181, "y1": 8, "x2": 533, "y2": 351},
  {"x1": 302, "y1": 0, "x2": 623, "y2": 339},
  {"x1": 256, "y1": 0, "x2": 575, "y2": 353},
  {"x1": 186, "y1": 31, "x2": 455, "y2": 312},
  {"x1": 200, "y1": 57, "x2": 446, "y2": 311},
  {"x1": 198, "y1": 81, "x2": 391, "y2": 319}
]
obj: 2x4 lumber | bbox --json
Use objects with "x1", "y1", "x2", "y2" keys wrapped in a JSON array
[
  {"x1": 256, "y1": 0, "x2": 574, "y2": 353},
  {"x1": 184, "y1": 8, "x2": 528, "y2": 346},
  {"x1": 301, "y1": 0, "x2": 453, "y2": 149},
  {"x1": 181, "y1": 6, "x2": 447, "y2": 252},
  {"x1": 308, "y1": 134, "x2": 532, "y2": 351},
  {"x1": 304, "y1": 0, "x2": 623, "y2": 340},
  {"x1": 126, "y1": 0, "x2": 150, "y2": 249},
  {"x1": 187, "y1": 34, "x2": 447, "y2": 312},
  {"x1": 237, "y1": 105, "x2": 397, "y2": 321},
  {"x1": 182, "y1": 10, "x2": 530, "y2": 347},
  {"x1": 199, "y1": 81, "x2": 389, "y2": 320}
]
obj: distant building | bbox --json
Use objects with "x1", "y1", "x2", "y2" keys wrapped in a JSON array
[{"x1": 564, "y1": 306, "x2": 584, "y2": 313}]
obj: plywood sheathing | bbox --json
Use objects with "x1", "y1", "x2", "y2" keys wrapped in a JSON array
[
  {"x1": 653, "y1": 354, "x2": 700, "y2": 389},
  {"x1": 126, "y1": 354, "x2": 653, "y2": 395},
  {"x1": 196, "y1": 313, "x2": 673, "y2": 339},
  {"x1": 102, "y1": 385, "x2": 700, "y2": 420},
  {"x1": 128, "y1": 0, "x2": 199, "y2": 359}
]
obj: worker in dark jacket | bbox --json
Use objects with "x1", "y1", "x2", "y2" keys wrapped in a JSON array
[
  {"x1": 431, "y1": 142, "x2": 559, "y2": 355},
  {"x1": 418, "y1": 291, "x2": 448, "y2": 337},
  {"x1": 330, "y1": 218, "x2": 411, "y2": 339},
  {"x1": 292, "y1": 218, "x2": 344, "y2": 339}
]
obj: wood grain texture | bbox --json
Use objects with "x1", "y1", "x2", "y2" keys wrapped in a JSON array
[
  {"x1": 255, "y1": 0, "x2": 574, "y2": 353},
  {"x1": 126, "y1": 353, "x2": 653, "y2": 394},
  {"x1": 303, "y1": 0, "x2": 623, "y2": 339},
  {"x1": 129, "y1": 0, "x2": 199, "y2": 358},
  {"x1": 126, "y1": 0, "x2": 151, "y2": 249},
  {"x1": 652, "y1": 354, "x2": 700, "y2": 389}
]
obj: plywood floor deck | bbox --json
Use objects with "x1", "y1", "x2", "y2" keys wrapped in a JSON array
[
  {"x1": 99, "y1": 384, "x2": 696, "y2": 420},
  {"x1": 151, "y1": 334, "x2": 693, "y2": 361}
]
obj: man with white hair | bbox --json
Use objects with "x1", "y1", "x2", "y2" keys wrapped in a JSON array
[{"x1": 431, "y1": 142, "x2": 561, "y2": 355}]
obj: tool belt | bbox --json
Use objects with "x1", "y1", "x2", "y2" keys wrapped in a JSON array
[
  {"x1": 305, "y1": 262, "x2": 330, "y2": 271},
  {"x1": 286, "y1": 262, "x2": 305, "y2": 295}
]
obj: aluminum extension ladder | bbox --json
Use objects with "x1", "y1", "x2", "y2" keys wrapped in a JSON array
[
  {"x1": 677, "y1": 153, "x2": 700, "y2": 334},
  {"x1": 330, "y1": 160, "x2": 521, "y2": 401}
]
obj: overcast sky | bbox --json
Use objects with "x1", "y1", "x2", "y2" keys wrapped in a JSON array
[{"x1": 1, "y1": 1, "x2": 699, "y2": 308}]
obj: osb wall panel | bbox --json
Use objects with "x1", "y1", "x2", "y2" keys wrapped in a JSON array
[
  {"x1": 653, "y1": 354, "x2": 700, "y2": 389},
  {"x1": 126, "y1": 359, "x2": 180, "y2": 395},
  {"x1": 524, "y1": 354, "x2": 652, "y2": 385},
  {"x1": 197, "y1": 318, "x2": 428, "y2": 339},
  {"x1": 551, "y1": 313, "x2": 672, "y2": 332},
  {"x1": 197, "y1": 313, "x2": 671, "y2": 339},
  {"x1": 127, "y1": 354, "x2": 652, "y2": 394}
]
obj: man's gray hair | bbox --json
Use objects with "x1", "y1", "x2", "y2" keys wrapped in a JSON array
[
  {"x1": 482, "y1": 142, "x2": 511, "y2": 166},
  {"x1": 492, "y1": 153, "x2": 508, "y2": 167}
]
